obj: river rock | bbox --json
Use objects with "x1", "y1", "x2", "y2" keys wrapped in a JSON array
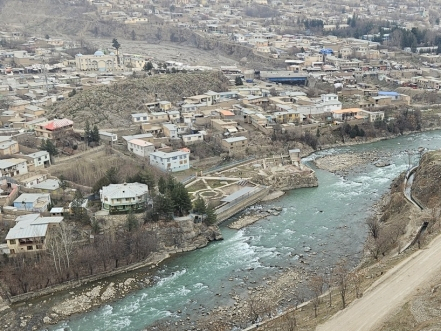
[{"x1": 101, "y1": 283, "x2": 116, "y2": 301}]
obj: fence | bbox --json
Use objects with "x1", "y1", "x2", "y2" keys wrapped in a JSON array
[{"x1": 202, "y1": 156, "x2": 256, "y2": 176}]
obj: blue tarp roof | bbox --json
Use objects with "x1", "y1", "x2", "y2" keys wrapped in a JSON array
[
  {"x1": 378, "y1": 91, "x2": 399, "y2": 96},
  {"x1": 319, "y1": 48, "x2": 334, "y2": 55}
]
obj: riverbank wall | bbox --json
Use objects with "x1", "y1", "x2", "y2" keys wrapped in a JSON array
[{"x1": 215, "y1": 185, "x2": 271, "y2": 224}]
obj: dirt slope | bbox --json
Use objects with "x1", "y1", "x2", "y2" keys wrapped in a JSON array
[{"x1": 48, "y1": 71, "x2": 229, "y2": 128}]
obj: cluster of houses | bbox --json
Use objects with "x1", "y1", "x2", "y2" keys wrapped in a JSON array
[{"x1": 4, "y1": 181, "x2": 149, "y2": 254}]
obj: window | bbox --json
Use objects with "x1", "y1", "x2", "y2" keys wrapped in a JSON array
[
  {"x1": 36, "y1": 244, "x2": 43, "y2": 250},
  {"x1": 9, "y1": 239, "x2": 15, "y2": 244},
  {"x1": 27, "y1": 246, "x2": 33, "y2": 250}
]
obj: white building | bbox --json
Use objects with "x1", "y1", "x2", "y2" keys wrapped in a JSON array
[
  {"x1": 182, "y1": 133, "x2": 204, "y2": 145},
  {"x1": 149, "y1": 150, "x2": 190, "y2": 172},
  {"x1": 131, "y1": 113, "x2": 149, "y2": 123},
  {"x1": 75, "y1": 51, "x2": 119, "y2": 72},
  {"x1": 0, "y1": 158, "x2": 28, "y2": 177},
  {"x1": 128, "y1": 138, "x2": 155, "y2": 157},
  {"x1": 26, "y1": 151, "x2": 51, "y2": 168},
  {"x1": 100, "y1": 182, "x2": 148, "y2": 213}
]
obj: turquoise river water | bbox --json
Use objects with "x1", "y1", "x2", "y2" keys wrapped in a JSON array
[{"x1": 47, "y1": 130, "x2": 441, "y2": 331}]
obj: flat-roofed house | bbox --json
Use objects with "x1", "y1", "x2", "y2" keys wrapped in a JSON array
[
  {"x1": 131, "y1": 113, "x2": 149, "y2": 123},
  {"x1": 0, "y1": 137, "x2": 19, "y2": 156},
  {"x1": 331, "y1": 108, "x2": 363, "y2": 121},
  {"x1": 0, "y1": 158, "x2": 28, "y2": 177},
  {"x1": 221, "y1": 136, "x2": 248, "y2": 156},
  {"x1": 25, "y1": 151, "x2": 51, "y2": 169},
  {"x1": 149, "y1": 150, "x2": 190, "y2": 172},
  {"x1": 182, "y1": 133, "x2": 204, "y2": 145},
  {"x1": 13, "y1": 193, "x2": 51, "y2": 212},
  {"x1": 128, "y1": 138, "x2": 155, "y2": 157}
]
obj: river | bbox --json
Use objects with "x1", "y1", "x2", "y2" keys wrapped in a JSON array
[{"x1": 47, "y1": 130, "x2": 441, "y2": 331}]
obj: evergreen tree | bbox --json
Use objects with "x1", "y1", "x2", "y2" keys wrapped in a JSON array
[
  {"x1": 143, "y1": 61, "x2": 153, "y2": 71},
  {"x1": 154, "y1": 193, "x2": 174, "y2": 220},
  {"x1": 41, "y1": 139, "x2": 58, "y2": 156},
  {"x1": 84, "y1": 120, "x2": 91, "y2": 144},
  {"x1": 205, "y1": 205, "x2": 217, "y2": 225},
  {"x1": 71, "y1": 190, "x2": 88, "y2": 223},
  {"x1": 193, "y1": 197, "x2": 207, "y2": 214},
  {"x1": 171, "y1": 183, "x2": 192, "y2": 216},
  {"x1": 112, "y1": 38, "x2": 121, "y2": 64},
  {"x1": 235, "y1": 76, "x2": 243, "y2": 86},
  {"x1": 91, "y1": 125, "x2": 100, "y2": 143},
  {"x1": 139, "y1": 169, "x2": 155, "y2": 189},
  {"x1": 158, "y1": 176, "x2": 167, "y2": 194},
  {"x1": 126, "y1": 212, "x2": 139, "y2": 232},
  {"x1": 166, "y1": 175, "x2": 176, "y2": 192}
]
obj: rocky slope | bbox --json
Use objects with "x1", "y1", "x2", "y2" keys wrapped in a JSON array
[
  {"x1": 412, "y1": 150, "x2": 441, "y2": 209},
  {"x1": 49, "y1": 71, "x2": 229, "y2": 128}
]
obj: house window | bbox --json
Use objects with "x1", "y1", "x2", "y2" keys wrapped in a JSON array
[
  {"x1": 27, "y1": 246, "x2": 33, "y2": 250},
  {"x1": 9, "y1": 239, "x2": 16, "y2": 244},
  {"x1": 36, "y1": 244, "x2": 43, "y2": 250}
]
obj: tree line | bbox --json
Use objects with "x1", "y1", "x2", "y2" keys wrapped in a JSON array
[{"x1": 0, "y1": 225, "x2": 158, "y2": 296}]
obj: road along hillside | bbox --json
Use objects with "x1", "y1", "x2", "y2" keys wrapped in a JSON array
[{"x1": 316, "y1": 231, "x2": 441, "y2": 331}]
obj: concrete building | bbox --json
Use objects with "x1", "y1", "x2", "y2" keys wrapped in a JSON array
[
  {"x1": 0, "y1": 137, "x2": 19, "y2": 156},
  {"x1": 0, "y1": 158, "x2": 28, "y2": 177},
  {"x1": 75, "y1": 51, "x2": 119, "y2": 72},
  {"x1": 182, "y1": 133, "x2": 204, "y2": 145},
  {"x1": 25, "y1": 151, "x2": 51, "y2": 169},
  {"x1": 34, "y1": 118, "x2": 74, "y2": 140},
  {"x1": 100, "y1": 182, "x2": 148, "y2": 214},
  {"x1": 149, "y1": 150, "x2": 190, "y2": 172},
  {"x1": 13, "y1": 193, "x2": 51, "y2": 212},
  {"x1": 5, "y1": 214, "x2": 63, "y2": 254},
  {"x1": 127, "y1": 138, "x2": 155, "y2": 157},
  {"x1": 221, "y1": 136, "x2": 248, "y2": 156}
]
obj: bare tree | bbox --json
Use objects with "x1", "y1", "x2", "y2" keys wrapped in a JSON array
[
  {"x1": 46, "y1": 223, "x2": 74, "y2": 275},
  {"x1": 279, "y1": 311, "x2": 297, "y2": 331},
  {"x1": 334, "y1": 259, "x2": 350, "y2": 309},
  {"x1": 366, "y1": 217, "x2": 380, "y2": 239},
  {"x1": 324, "y1": 267, "x2": 334, "y2": 307},
  {"x1": 349, "y1": 270, "x2": 364, "y2": 299},
  {"x1": 309, "y1": 275, "x2": 325, "y2": 317}
]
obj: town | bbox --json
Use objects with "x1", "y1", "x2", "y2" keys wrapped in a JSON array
[{"x1": 1, "y1": 0, "x2": 441, "y2": 330}]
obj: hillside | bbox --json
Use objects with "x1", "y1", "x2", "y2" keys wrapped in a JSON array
[
  {"x1": 412, "y1": 150, "x2": 441, "y2": 209},
  {"x1": 48, "y1": 71, "x2": 230, "y2": 129}
]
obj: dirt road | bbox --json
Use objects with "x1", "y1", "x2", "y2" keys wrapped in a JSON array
[{"x1": 316, "y1": 233, "x2": 441, "y2": 331}]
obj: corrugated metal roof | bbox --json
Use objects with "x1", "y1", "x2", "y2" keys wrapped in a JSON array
[
  {"x1": 221, "y1": 186, "x2": 255, "y2": 203},
  {"x1": 6, "y1": 214, "x2": 62, "y2": 240}
]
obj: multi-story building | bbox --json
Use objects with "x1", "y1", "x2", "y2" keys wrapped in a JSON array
[
  {"x1": 34, "y1": 118, "x2": 74, "y2": 140},
  {"x1": 221, "y1": 136, "x2": 248, "y2": 156},
  {"x1": 5, "y1": 214, "x2": 63, "y2": 254},
  {"x1": 0, "y1": 158, "x2": 28, "y2": 177},
  {"x1": 127, "y1": 138, "x2": 155, "y2": 157},
  {"x1": 75, "y1": 51, "x2": 119, "y2": 72},
  {"x1": 149, "y1": 150, "x2": 190, "y2": 172},
  {"x1": 100, "y1": 182, "x2": 149, "y2": 214}
]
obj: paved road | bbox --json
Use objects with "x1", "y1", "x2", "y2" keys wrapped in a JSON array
[{"x1": 316, "y1": 233, "x2": 441, "y2": 331}]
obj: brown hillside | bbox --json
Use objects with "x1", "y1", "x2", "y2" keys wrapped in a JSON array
[
  {"x1": 412, "y1": 150, "x2": 441, "y2": 209},
  {"x1": 48, "y1": 71, "x2": 229, "y2": 129}
]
